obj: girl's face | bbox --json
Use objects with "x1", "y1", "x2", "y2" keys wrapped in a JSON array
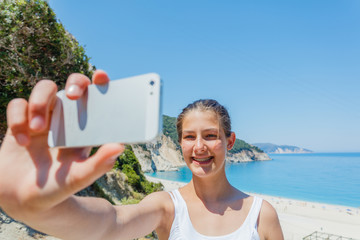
[{"x1": 180, "y1": 110, "x2": 235, "y2": 178}]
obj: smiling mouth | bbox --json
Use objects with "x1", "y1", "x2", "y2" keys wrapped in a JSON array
[{"x1": 192, "y1": 156, "x2": 214, "y2": 164}]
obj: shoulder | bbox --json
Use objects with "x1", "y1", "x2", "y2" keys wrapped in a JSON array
[
  {"x1": 139, "y1": 191, "x2": 174, "y2": 213},
  {"x1": 142, "y1": 191, "x2": 175, "y2": 220},
  {"x1": 257, "y1": 199, "x2": 284, "y2": 240},
  {"x1": 109, "y1": 191, "x2": 176, "y2": 238},
  {"x1": 114, "y1": 191, "x2": 174, "y2": 220},
  {"x1": 142, "y1": 191, "x2": 176, "y2": 237},
  {"x1": 258, "y1": 199, "x2": 277, "y2": 220}
]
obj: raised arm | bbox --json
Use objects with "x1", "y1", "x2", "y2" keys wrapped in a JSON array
[
  {"x1": 21, "y1": 191, "x2": 171, "y2": 240},
  {"x1": 0, "y1": 71, "x2": 167, "y2": 239}
]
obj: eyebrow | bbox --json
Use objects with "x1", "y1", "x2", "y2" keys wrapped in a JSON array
[{"x1": 182, "y1": 128, "x2": 219, "y2": 133}]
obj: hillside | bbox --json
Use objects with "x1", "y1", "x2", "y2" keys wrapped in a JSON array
[{"x1": 253, "y1": 143, "x2": 313, "y2": 154}]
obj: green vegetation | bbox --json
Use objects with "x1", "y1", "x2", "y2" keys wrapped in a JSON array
[
  {"x1": 120, "y1": 191, "x2": 144, "y2": 206},
  {"x1": 116, "y1": 145, "x2": 163, "y2": 195},
  {"x1": 162, "y1": 115, "x2": 180, "y2": 148},
  {"x1": 229, "y1": 139, "x2": 264, "y2": 154},
  {"x1": 120, "y1": 197, "x2": 141, "y2": 205},
  {"x1": 0, "y1": 0, "x2": 94, "y2": 142},
  {"x1": 92, "y1": 181, "x2": 115, "y2": 205}
]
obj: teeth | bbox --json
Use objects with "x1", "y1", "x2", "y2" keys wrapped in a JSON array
[{"x1": 193, "y1": 157, "x2": 212, "y2": 162}]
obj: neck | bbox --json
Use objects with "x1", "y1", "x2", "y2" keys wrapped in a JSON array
[{"x1": 189, "y1": 170, "x2": 235, "y2": 203}]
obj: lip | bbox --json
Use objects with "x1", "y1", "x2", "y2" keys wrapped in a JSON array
[{"x1": 191, "y1": 156, "x2": 214, "y2": 165}]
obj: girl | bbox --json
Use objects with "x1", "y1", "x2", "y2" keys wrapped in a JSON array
[{"x1": 0, "y1": 70, "x2": 283, "y2": 239}]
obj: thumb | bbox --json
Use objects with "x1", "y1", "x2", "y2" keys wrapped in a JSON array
[
  {"x1": 69, "y1": 143, "x2": 125, "y2": 192},
  {"x1": 89, "y1": 143, "x2": 125, "y2": 172}
]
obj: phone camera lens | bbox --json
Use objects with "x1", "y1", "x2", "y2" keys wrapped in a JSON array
[{"x1": 150, "y1": 80, "x2": 155, "y2": 86}]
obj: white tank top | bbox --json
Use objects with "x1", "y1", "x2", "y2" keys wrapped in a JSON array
[{"x1": 168, "y1": 189, "x2": 262, "y2": 240}]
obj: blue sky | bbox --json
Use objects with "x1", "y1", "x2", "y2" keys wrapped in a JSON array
[{"x1": 49, "y1": 0, "x2": 360, "y2": 152}]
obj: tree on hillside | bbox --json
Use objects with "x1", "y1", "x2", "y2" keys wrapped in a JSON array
[
  {"x1": 229, "y1": 139, "x2": 264, "y2": 153},
  {"x1": 117, "y1": 145, "x2": 163, "y2": 195},
  {"x1": 162, "y1": 115, "x2": 180, "y2": 148},
  {"x1": 0, "y1": 0, "x2": 94, "y2": 143}
]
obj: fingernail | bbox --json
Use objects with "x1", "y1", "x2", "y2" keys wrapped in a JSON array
[
  {"x1": 67, "y1": 85, "x2": 82, "y2": 97},
  {"x1": 30, "y1": 116, "x2": 45, "y2": 131},
  {"x1": 16, "y1": 133, "x2": 29, "y2": 145}
]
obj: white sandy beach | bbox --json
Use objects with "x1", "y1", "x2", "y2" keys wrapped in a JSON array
[{"x1": 146, "y1": 176, "x2": 360, "y2": 240}]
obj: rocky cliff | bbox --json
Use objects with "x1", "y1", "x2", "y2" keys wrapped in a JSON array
[
  {"x1": 86, "y1": 171, "x2": 133, "y2": 204},
  {"x1": 132, "y1": 134, "x2": 185, "y2": 172},
  {"x1": 227, "y1": 149, "x2": 271, "y2": 162}
]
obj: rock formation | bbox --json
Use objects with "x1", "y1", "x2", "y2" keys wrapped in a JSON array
[
  {"x1": 227, "y1": 149, "x2": 271, "y2": 162},
  {"x1": 132, "y1": 134, "x2": 185, "y2": 172}
]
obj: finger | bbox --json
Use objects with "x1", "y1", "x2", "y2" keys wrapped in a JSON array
[
  {"x1": 65, "y1": 73, "x2": 91, "y2": 100},
  {"x1": 6, "y1": 98, "x2": 30, "y2": 146},
  {"x1": 28, "y1": 80, "x2": 58, "y2": 132},
  {"x1": 92, "y1": 69, "x2": 110, "y2": 85},
  {"x1": 69, "y1": 143, "x2": 125, "y2": 191}
]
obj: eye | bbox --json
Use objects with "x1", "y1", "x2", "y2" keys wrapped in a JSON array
[
  {"x1": 206, "y1": 134, "x2": 218, "y2": 139},
  {"x1": 183, "y1": 135, "x2": 195, "y2": 140}
]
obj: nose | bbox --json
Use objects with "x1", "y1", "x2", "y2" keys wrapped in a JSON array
[{"x1": 194, "y1": 137, "x2": 207, "y2": 153}]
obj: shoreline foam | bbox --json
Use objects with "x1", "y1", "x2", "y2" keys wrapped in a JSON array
[{"x1": 146, "y1": 175, "x2": 360, "y2": 240}]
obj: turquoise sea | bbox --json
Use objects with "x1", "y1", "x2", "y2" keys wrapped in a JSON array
[{"x1": 146, "y1": 153, "x2": 360, "y2": 208}]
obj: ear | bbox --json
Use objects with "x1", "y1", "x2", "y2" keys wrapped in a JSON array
[{"x1": 226, "y1": 132, "x2": 236, "y2": 150}]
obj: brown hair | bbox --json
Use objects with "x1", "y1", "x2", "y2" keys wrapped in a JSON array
[{"x1": 176, "y1": 99, "x2": 232, "y2": 142}]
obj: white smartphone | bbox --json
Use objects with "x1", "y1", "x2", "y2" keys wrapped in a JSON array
[{"x1": 48, "y1": 73, "x2": 162, "y2": 148}]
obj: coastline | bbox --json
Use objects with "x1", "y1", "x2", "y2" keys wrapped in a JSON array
[{"x1": 146, "y1": 176, "x2": 360, "y2": 240}]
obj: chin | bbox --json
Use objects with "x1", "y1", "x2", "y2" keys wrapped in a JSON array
[{"x1": 189, "y1": 164, "x2": 222, "y2": 179}]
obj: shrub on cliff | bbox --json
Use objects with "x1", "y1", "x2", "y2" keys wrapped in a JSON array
[
  {"x1": 229, "y1": 139, "x2": 264, "y2": 153},
  {"x1": 163, "y1": 115, "x2": 179, "y2": 147},
  {"x1": 117, "y1": 145, "x2": 163, "y2": 195},
  {"x1": 0, "y1": 0, "x2": 94, "y2": 143}
]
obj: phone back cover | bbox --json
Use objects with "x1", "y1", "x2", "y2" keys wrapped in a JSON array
[{"x1": 48, "y1": 73, "x2": 162, "y2": 147}]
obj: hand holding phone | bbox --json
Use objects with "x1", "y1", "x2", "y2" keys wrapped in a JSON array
[
  {"x1": 48, "y1": 73, "x2": 162, "y2": 148},
  {"x1": 0, "y1": 71, "x2": 129, "y2": 226}
]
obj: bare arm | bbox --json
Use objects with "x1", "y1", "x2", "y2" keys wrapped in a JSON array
[
  {"x1": 258, "y1": 200, "x2": 284, "y2": 240},
  {"x1": 109, "y1": 191, "x2": 172, "y2": 239},
  {"x1": 26, "y1": 196, "x2": 118, "y2": 240},
  {"x1": 0, "y1": 71, "x2": 167, "y2": 239},
  {"x1": 20, "y1": 192, "x2": 170, "y2": 240}
]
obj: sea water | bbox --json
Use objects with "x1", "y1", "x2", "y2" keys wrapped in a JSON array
[{"x1": 146, "y1": 152, "x2": 360, "y2": 208}]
